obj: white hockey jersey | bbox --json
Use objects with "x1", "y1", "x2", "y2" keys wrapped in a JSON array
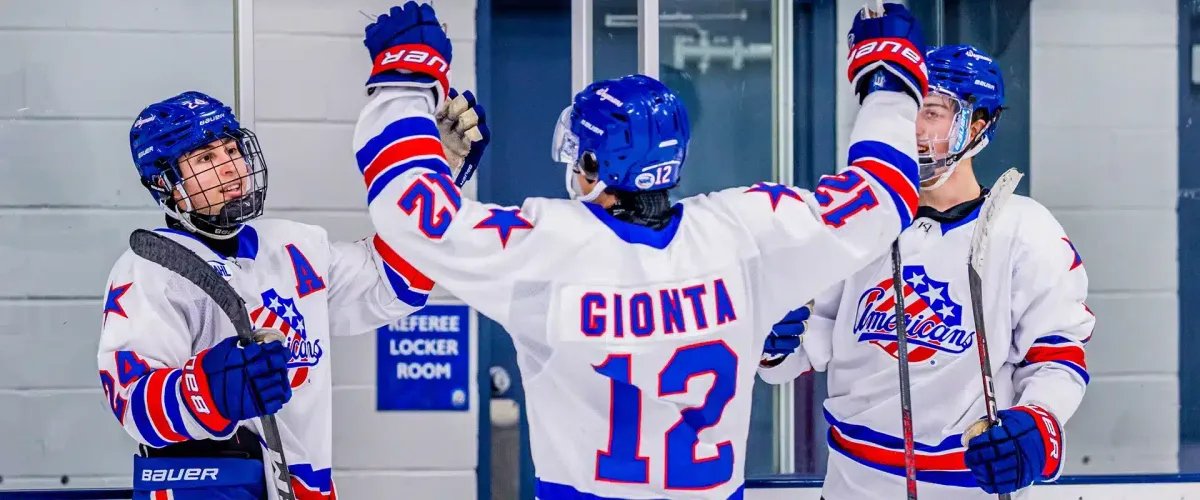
[
  {"x1": 758, "y1": 194, "x2": 1094, "y2": 500},
  {"x1": 98, "y1": 219, "x2": 431, "y2": 499},
  {"x1": 353, "y1": 86, "x2": 921, "y2": 499}
]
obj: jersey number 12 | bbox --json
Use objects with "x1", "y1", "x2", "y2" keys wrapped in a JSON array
[{"x1": 593, "y1": 340, "x2": 737, "y2": 490}]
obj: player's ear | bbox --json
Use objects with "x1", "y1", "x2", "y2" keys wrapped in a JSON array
[{"x1": 969, "y1": 118, "x2": 988, "y2": 142}]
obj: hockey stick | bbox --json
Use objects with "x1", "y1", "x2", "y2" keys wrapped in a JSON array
[
  {"x1": 860, "y1": 2, "x2": 919, "y2": 497},
  {"x1": 961, "y1": 168, "x2": 1024, "y2": 500},
  {"x1": 888, "y1": 240, "x2": 919, "y2": 500},
  {"x1": 129, "y1": 228, "x2": 296, "y2": 500}
]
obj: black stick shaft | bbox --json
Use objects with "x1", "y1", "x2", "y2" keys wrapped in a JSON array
[
  {"x1": 890, "y1": 240, "x2": 919, "y2": 500},
  {"x1": 968, "y1": 263, "x2": 1010, "y2": 500}
]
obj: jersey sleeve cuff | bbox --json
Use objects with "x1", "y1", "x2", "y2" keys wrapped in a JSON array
[
  {"x1": 1012, "y1": 404, "x2": 1064, "y2": 481},
  {"x1": 181, "y1": 352, "x2": 238, "y2": 437}
]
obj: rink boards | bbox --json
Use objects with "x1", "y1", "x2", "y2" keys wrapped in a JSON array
[
  {"x1": 744, "y1": 474, "x2": 1200, "y2": 499},
  {"x1": 5, "y1": 474, "x2": 1200, "y2": 499}
]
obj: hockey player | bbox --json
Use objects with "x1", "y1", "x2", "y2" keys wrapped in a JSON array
[
  {"x1": 758, "y1": 44, "x2": 1094, "y2": 499},
  {"x1": 98, "y1": 90, "x2": 439, "y2": 499},
  {"x1": 351, "y1": 2, "x2": 925, "y2": 498}
]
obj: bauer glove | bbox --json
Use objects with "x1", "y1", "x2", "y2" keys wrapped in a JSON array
[
  {"x1": 180, "y1": 332, "x2": 292, "y2": 435},
  {"x1": 363, "y1": 1, "x2": 453, "y2": 104},
  {"x1": 846, "y1": 2, "x2": 929, "y2": 105},
  {"x1": 963, "y1": 405, "x2": 1064, "y2": 494}
]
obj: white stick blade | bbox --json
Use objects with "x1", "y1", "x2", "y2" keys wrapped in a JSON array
[{"x1": 968, "y1": 167, "x2": 1024, "y2": 272}]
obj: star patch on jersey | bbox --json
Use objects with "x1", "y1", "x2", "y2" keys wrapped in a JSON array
[
  {"x1": 474, "y1": 208, "x2": 534, "y2": 248},
  {"x1": 103, "y1": 282, "x2": 132, "y2": 326},
  {"x1": 745, "y1": 182, "x2": 803, "y2": 211},
  {"x1": 1063, "y1": 237, "x2": 1083, "y2": 270}
]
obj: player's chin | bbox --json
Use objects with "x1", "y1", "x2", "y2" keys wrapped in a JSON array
[{"x1": 200, "y1": 194, "x2": 238, "y2": 215}]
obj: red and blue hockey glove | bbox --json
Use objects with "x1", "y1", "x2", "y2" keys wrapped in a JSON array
[
  {"x1": 364, "y1": 1, "x2": 453, "y2": 103},
  {"x1": 436, "y1": 88, "x2": 491, "y2": 187},
  {"x1": 761, "y1": 303, "x2": 810, "y2": 367},
  {"x1": 964, "y1": 405, "x2": 1063, "y2": 495},
  {"x1": 846, "y1": 2, "x2": 928, "y2": 105},
  {"x1": 180, "y1": 333, "x2": 293, "y2": 435}
]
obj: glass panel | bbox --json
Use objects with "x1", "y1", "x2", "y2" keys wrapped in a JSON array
[
  {"x1": 0, "y1": 0, "x2": 236, "y2": 493},
  {"x1": 655, "y1": 0, "x2": 776, "y2": 201},
  {"x1": 592, "y1": 0, "x2": 640, "y2": 81},
  {"x1": 786, "y1": 0, "x2": 836, "y2": 479}
]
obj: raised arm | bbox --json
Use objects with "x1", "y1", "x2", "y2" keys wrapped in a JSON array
[{"x1": 353, "y1": 4, "x2": 541, "y2": 327}]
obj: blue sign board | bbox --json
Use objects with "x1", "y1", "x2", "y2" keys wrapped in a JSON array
[{"x1": 376, "y1": 304, "x2": 471, "y2": 411}]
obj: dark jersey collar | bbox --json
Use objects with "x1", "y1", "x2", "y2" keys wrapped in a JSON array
[{"x1": 914, "y1": 187, "x2": 989, "y2": 234}]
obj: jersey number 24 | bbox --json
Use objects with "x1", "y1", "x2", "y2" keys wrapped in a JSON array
[{"x1": 593, "y1": 340, "x2": 737, "y2": 490}]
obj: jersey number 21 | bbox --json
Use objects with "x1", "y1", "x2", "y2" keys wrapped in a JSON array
[{"x1": 593, "y1": 340, "x2": 737, "y2": 490}]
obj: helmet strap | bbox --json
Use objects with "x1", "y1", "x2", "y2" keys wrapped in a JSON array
[
  {"x1": 565, "y1": 165, "x2": 607, "y2": 202},
  {"x1": 935, "y1": 107, "x2": 1002, "y2": 172}
]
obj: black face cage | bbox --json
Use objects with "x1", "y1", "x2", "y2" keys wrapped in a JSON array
[{"x1": 153, "y1": 128, "x2": 269, "y2": 238}]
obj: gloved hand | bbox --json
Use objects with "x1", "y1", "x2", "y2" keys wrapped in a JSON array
[
  {"x1": 964, "y1": 405, "x2": 1063, "y2": 494},
  {"x1": 436, "y1": 88, "x2": 491, "y2": 187},
  {"x1": 761, "y1": 303, "x2": 811, "y2": 367},
  {"x1": 364, "y1": 1, "x2": 453, "y2": 104},
  {"x1": 846, "y1": 2, "x2": 928, "y2": 105},
  {"x1": 180, "y1": 332, "x2": 293, "y2": 435}
]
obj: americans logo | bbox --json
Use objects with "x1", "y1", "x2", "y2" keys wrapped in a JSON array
[
  {"x1": 254, "y1": 289, "x2": 323, "y2": 388},
  {"x1": 853, "y1": 265, "x2": 974, "y2": 363}
]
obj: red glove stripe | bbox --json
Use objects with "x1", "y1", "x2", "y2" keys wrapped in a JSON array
[
  {"x1": 372, "y1": 43, "x2": 450, "y2": 102},
  {"x1": 847, "y1": 38, "x2": 929, "y2": 98},
  {"x1": 181, "y1": 351, "x2": 234, "y2": 434},
  {"x1": 1012, "y1": 405, "x2": 1063, "y2": 479}
]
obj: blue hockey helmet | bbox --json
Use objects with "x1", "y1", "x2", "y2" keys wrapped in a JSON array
[
  {"x1": 129, "y1": 91, "x2": 268, "y2": 238},
  {"x1": 918, "y1": 44, "x2": 1005, "y2": 189},
  {"x1": 551, "y1": 74, "x2": 690, "y2": 201}
]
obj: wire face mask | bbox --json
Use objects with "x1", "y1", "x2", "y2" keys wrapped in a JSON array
[{"x1": 156, "y1": 130, "x2": 269, "y2": 239}]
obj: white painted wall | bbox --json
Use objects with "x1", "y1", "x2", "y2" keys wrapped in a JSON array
[
  {"x1": 1029, "y1": 0, "x2": 1179, "y2": 475},
  {"x1": 0, "y1": 0, "x2": 480, "y2": 496},
  {"x1": 0, "y1": 0, "x2": 235, "y2": 491}
]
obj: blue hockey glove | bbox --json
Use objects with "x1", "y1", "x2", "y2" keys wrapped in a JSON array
[
  {"x1": 364, "y1": 1, "x2": 453, "y2": 103},
  {"x1": 436, "y1": 88, "x2": 491, "y2": 187},
  {"x1": 846, "y1": 2, "x2": 928, "y2": 105},
  {"x1": 180, "y1": 334, "x2": 293, "y2": 435},
  {"x1": 761, "y1": 304, "x2": 811, "y2": 367},
  {"x1": 964, "y1": 405, "x2": 1064, "y2": 494}
]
